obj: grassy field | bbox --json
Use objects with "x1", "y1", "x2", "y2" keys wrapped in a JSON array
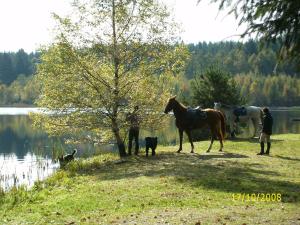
[{"x1": 0, "y1": 134, "x2": 299, "y2": 225}]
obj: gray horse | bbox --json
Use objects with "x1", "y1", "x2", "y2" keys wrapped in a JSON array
[{"x1": 214, "y1": 102, "x2": 263, "y2": 137}]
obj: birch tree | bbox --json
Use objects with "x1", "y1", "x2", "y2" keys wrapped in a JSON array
[{"x1": 33, "y1": 0, "x2": 189, "y2": 157}]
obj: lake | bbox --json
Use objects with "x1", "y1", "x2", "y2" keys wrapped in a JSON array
[{"x1": 0, "y1": 107, "x2": 300, "y2": 190}]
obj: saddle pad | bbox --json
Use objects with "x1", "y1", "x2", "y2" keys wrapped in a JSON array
[
  {"x1": 233, "y1": 107, "x2": 247, "y2": 116},
  {"x1": 186, "y1": 108, "x2": 207, "y2": 120}
]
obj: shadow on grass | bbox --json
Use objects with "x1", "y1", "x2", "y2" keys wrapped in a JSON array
[
  {"x1": 72, "y1": 151, "x2": 300, "y2": 203},
  {"x1": 229, "y1": 137, "x2": 284, "y2": 143},
  {"x1": 274, "y1": 155, "x2": 300, "y2": 162},
  {"x1": 198, "y1": 152, "x2": 248, "y2": 160}
]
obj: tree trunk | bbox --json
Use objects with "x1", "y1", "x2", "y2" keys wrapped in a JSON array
[
  {"x1": 112, "y1": 121, "x2": 127, "y2": 157},
  {"x1": 111, "y1": 0, "x2": 126, "y2": 158}
]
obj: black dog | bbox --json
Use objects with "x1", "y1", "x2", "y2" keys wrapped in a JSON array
[
  {"x1": 145, "y1": 137, "x2": 157, "y2": 156},
  {"x1": 58, "y1": 149, "x2": 77, "y2": 165}
]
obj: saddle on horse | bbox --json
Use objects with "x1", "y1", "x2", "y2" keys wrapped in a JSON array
[
  {"x1": 186, "y1": 107, "x2": 207, "y2": 127},
  {"x1": 233, "y1": 107, "x2": 247, "y2": 122}
]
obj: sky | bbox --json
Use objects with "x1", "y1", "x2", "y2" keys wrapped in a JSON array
[{"x1": 0, "y1": 0, "x2": 246, "y2": 53}]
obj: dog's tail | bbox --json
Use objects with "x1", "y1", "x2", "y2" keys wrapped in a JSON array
[{"x1": 72, "y1": 149, "x2": 77, "y2": 156}]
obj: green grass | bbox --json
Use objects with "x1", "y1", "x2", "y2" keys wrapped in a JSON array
[{"x1": 0, "y1": 134, "x2": 299, "y2": 225}]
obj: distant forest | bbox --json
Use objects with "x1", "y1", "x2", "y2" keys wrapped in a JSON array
[
  {"x1": 0, "y1": 40, "x2": 299, "y2": 106},
  {"x1": 0, "y1": 49, "x2": 39, "y2": 85},
  {"x1": 186, "y1": 40, "x2": 298, "y2": 78},
  {"x1": 0, "y1": 50, "x2": 39, "y2": 105}
]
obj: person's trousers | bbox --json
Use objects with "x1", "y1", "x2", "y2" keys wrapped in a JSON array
[
  {"x1": 259, "y1": 132, "x2": 271, "y2": 143},
  {"x1": 259, "y1": 132, "x2": 271, "y2": 154},
  {"x1": 128, "y1": 128, "x2": 139, "y2": 155}
]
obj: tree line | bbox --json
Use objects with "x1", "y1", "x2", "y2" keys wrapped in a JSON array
[
  {"x1": 0, "y1": 40, "x2": 299, "y2": 106},
  {"x1": 182, "y1": 68, "x2": 300, "y2": 108},
  {"x1": 0, "y1": 49, "x2": 39, "y2": 85},
  {"x1": 0, "y1": 49, "x2": 39, "y2": 106},
  {"x1": 185, "y1": 40, "x2": 298, "y2": 79},
  {"x1": 0, "y1": 75, "x2": 38, "y2": 106},
  {"x1": 235, "y1": 74, "x2": 300, "y2": 107}
]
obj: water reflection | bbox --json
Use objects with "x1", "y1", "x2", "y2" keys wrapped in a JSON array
[
  {"x1": 0, "y1": 153, "x2": 59, "y2": 191},
  {"x1": 0, "y1": 108, "x2": 299, "y2": 190},
  {"x1": 0, "y1": 114, "x2": 69, "y2": 190},
  {"x1": 0, "y1": 115, "x2": 53, "y2": 159},
  {"x1": 272, "y1": 110, "x2": 300, "y2": 134}
]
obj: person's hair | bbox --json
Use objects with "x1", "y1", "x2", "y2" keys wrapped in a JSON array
[{"x1": 263, "y1": 107, "x2": 269, "y2": 113}]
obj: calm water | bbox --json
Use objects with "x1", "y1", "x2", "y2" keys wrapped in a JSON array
[{"x1": 0, "y1": 107, "x2": 299, "y2": 190}]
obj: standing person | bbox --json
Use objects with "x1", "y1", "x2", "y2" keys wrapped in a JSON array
[
  {"x1": 127, "y1": 106, "x2": 140, "y2": 155},
  {"x1": 257, "y1": 107, "x2": 273, "y2": 155}
]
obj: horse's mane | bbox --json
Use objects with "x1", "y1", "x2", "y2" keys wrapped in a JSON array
[{"x1": 175, "y1": 99, "x2": 187, "y2": 110}]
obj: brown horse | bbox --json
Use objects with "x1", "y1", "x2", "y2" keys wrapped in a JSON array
[{"x1": 164, "y1": 96, "x2": 226, "y2": 153}]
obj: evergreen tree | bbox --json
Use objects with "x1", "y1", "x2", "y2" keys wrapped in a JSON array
[
  {"x1": 0, "y1": 53, "x2": 15, "y2": 85},
  {"x1": 14, "y1": 49, "x2": 32, "y2": 76},
  {"x1": 190, "y1": 67, "x2": 243, "y2": 108}
]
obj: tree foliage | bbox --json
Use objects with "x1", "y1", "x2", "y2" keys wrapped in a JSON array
[
  {"x1": 186, "y1": 40, "x2": 298, "y2": 79},
  {"x1": 0, "y1": 75, "x2": 39, "y2": 106},
  {"x1": 1, "y1": 40, "x2": 300, "y2": 107},
  {"x1": 190, "y1": 67, "x2": 243, "y2": 108},
  {"x1": 235, "y1": 74, "x2": 300, "y2": 106},
  {"x1": 33, "y1": 0, "x2": 188, "y2": 157},
  {"x1": 0, "y1": 53, "x2": 15, "y2": 85},
  {"x1": 199, "y1": 0, "x2": 300, "y2": 64},
  {"x1": 0, "y1": 50, "x2": 37, "y2": 85}
]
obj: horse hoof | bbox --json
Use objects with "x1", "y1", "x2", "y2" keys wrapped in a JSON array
[
  {"x1": 191, "y1": 151, "x2": 194, "y2": 153},
  {"x1": 177, "y1": 150, "x2": 182, "y2": 153},
  {"x1": 219, "y1": 149, "x2": 223, "y2": 152},
  {"x1": 206, "y1": 150, "x2": 210, "y2": 153}
]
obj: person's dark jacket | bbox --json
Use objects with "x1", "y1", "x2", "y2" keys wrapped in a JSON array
[{"x1": 262, "y1": 112, "x2": 273, "y2": 135}]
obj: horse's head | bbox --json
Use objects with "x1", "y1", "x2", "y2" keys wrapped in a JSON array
[
  {"x1": 214, "y1": 102, "x2": 221, "y2": 110},
  {"x1": 164, "y1": 96, "x2": 177, "y2": 114}
]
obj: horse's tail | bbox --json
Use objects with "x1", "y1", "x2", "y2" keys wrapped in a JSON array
[
  {"x1": 259, "y1": 108, "x2": 264, "y2": 132},
  {"x1": 260, "y1": 108, "x2": 264, "y2": 123},
  {"x1": 218, "y1": 111, "x2": 226, "y2": 140}
]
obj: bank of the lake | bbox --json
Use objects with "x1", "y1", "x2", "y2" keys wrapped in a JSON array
[{"x1": 0, "y1": 134, "x2": 299, "y2": 225}]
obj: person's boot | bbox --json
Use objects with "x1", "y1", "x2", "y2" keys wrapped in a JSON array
[
  {"x1": 266, "y1": 142, "x2": 271, "y2": 155},
  {"x1": 257, "y1": 142, "x2": 264, "y2": 155}
]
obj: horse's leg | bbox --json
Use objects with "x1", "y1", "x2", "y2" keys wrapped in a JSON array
[
  {"x1": 207, "y1": 136, "x2": 214, "y2": 153},
  {"x1": 207, "y1": 128, "x2": 214, "y2": 153},
  {"x1": 185, "y1": 130, "x2": 194, "y2": 153},
  {"x1": 177, "y1": 129, "x2": 183, "y2": 153},
  {"x1": 217, "y1": 129, "x2": 224, "y2": 152}
]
